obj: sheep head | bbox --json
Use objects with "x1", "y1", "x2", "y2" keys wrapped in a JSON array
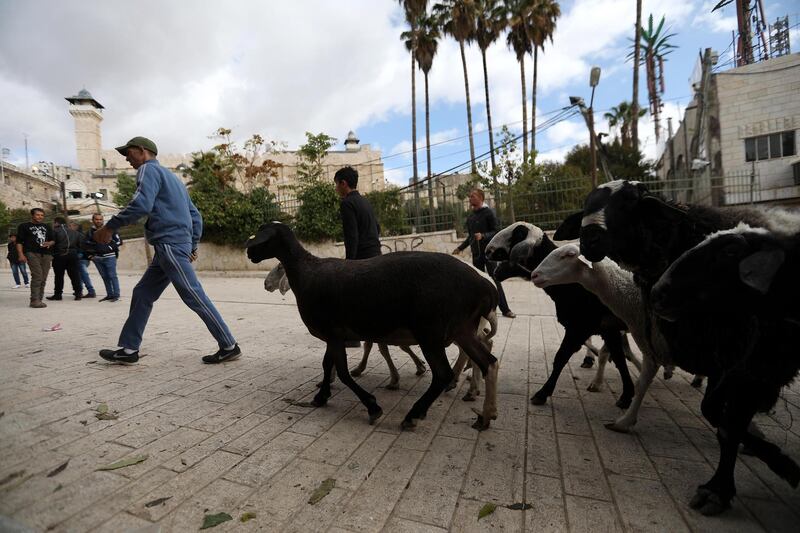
[
  {"x1": 531, "y1": 243, "x2": 592, "y2": 289},
  {"x1": 264, "y1": 262, "x2": 291, "y2": 295},
  {"x1": 562, "y1": 180, "x2": 686, "y2": 281},
  {"x1": 651, "y1": 225, "x2": 786, "y2": 321},
  {"x1": 246, "y1": 222, "x2": 289, "y2": 263},
  {"x1": 485, "y1": 222, "x2": 546, "y2": 281}
]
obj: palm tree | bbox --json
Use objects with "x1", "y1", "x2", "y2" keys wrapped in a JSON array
[
  {"x1": 406, "y1": 11, "x2": 441, "y2": 215},
  {"x1": 528, "y1": 0, "x2": 561, "y2": 160},
  {"x1": 631, "y1": 0, "x2": 642, "y2": 151},
  {"x1": 434, "y1": 0, "x2": 478, "y2": 173},
  {"x1": 505, "y1": 0, "x2": 533, "y2": 162},
  {"x1": 473, "y1": 0, "x2": 506, "y2": 178},
  {"x1": 399, "y1": 0, "x2": 427, "y2": 227},
  {"x1": 633, "y1": 14, "x2": 677, "y2": 143},
  {"x1": 604, "y1": 101, "x2": 646, "y2": 148}
]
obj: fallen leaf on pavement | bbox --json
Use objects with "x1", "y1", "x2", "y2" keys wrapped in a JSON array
[
  {"x1": 200, "y1": 512, "x2": 232, "y2": 529},
  {"x1": 47, "y1": 460, "x2": 70, "y2": 477},
  {"x1": 308, "y1": 478, "x2": 335, "y2": 505},
  {"x1": 506, "y1": 502, "x2": 533, "y2": 511},
  {"x1": 478, "y1": 502, "x2": 497, "y2": 520},
  {"x1": 240, "y1": 512, "x2": 256, "y2": 522},
  {"x1": 96, "y1": 454, "x2": 148, "y2": 471},
  {"x1": 144, "y1": 496, "x2": 172, "y2": 508}
]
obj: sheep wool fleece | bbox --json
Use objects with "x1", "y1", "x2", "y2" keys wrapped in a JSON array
[{"x1": 108, "y1": 159, "x2": 236, "y2": 350}]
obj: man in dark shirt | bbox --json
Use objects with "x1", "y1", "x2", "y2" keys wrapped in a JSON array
[
  {"x1": 334, "y1": 166, "x2": 381, "y2": 260},
  {"x1": 452, "y1": 188, "x2": 515, "y2": 318},
  {"x1": 47, "y1": 216, "x2": 84, "y2": 301},
  {"x1": 16, "y1": 207, "x2": 55, "y2": 308}
]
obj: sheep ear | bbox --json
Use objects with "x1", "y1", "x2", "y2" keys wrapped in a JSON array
[
  {"x1": 554, "y1": 211, "x2": 583, "y2": 240},
  {"x1": 279, "y1": 274, "x2": 291, "y2": 295},
  {"x1": 510, "y1": 224, "x2": 531, "y2": 247},
  {"x1": 246, "y1": 227, "x2": 273, "y2": 248},
  {"x1": 509, "y1": 241, "x2": 535, "y2": 265},
  {"x1": 739, "y1": 248, "x2": 785, "y2": 295},
  {"x1": 640, "y1": 195, "x2": 686, "y2": 224}
]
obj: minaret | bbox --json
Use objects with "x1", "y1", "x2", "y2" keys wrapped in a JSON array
[
  {"x1": 66, "y1": 89, "x2": 104, "y2": 170},
  {"x1": 344, "y1": 130, "x2": 360, "y2": 151}
]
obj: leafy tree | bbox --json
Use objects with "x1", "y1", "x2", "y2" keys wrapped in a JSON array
[
  {"x1": 604, "y1": 101, "x2": 646, "y2": 149},
  {"x1": 209, "y1": 127, "x2": 283, "y2": 192},
  {"x1": 293, "y1": 132, "x2": 342, "y2": 242},
  {"x1": 527, "y1": 0, "x2": 561, "y2": 158},
  {"x1": 564, "y1": 141, "x2": 653, "y2": 181},
  {"x1": 365, "y1": 188, "x2": 408, "y2": 236},
  {"x1": 0, "y1": 200, "x2": 9, "y2": 236},
  {"x1": 113, "y1": 172, "x2": 137, "y2": 206},
  {"x1": 186, "y1": 129, "x2": 286, "y2": 245},
  {"x1": 505, "y1": 0, "x2": 533, "y2": 162}
]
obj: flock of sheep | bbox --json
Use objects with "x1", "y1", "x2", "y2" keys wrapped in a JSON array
[{"x1": 245, "y1": 179, "x2": 799, "y2": 518}]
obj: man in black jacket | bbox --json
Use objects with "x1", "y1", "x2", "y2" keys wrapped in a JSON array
[
  {"x1": 452, "y1": 188, "x2": 515, "y2": 318},
  {"x1": 47, "y1": 216, "x2": 83, "y2": 301},
  {"x1": 16, "y1": 208, "x2": 55, "y2": 308},
  {"x1": 334, "y1": 166, "x2": 381, "y2": 260}
]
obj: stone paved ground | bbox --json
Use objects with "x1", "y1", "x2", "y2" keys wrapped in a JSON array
[{"x1": 1, "y1": 270, "x2": 799, "y2": 532}]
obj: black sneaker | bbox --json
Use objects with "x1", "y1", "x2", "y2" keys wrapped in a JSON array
[
  {"x1": 202, "y1": 344, "x2": 241, "y2": 364},
  {"x1": 99, "y1": 348, "x2": 139, "y2": 364},
  {"x1": 74, "y1": 294, "x2": 82, "y2": 301},
  {"x1": 46, "y1": 295, "x2": 62, "y2": 301},
  {"x1": 99, "y1": 296, "x2": 112, "y2": 302},
  {"x1": 84, "y1": 293, "x2": 96, "y2": 298}
]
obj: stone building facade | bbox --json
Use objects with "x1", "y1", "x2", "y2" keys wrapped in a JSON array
[
  {"x1": 64, "y1": 90, "x2": 388, "y2": 214},
  {"x1": 658, "y1": 52, "x2": 800, "y2": 205}
]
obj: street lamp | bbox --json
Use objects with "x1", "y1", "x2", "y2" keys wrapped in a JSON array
[
  {"x1": 570, "y1": 66, "x2": 604, "y2": 188},
  {"x1": 90, "y1": 192, "x2": 104, "y2": 214}
]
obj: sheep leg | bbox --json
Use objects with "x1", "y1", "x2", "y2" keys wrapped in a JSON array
[
  {"x1": 446, "y1": 350, "x2": 469, "y2": 392},
  {"x1": 663, "y1": 365, "x2": 674, "y2": 380},
  {"x1": 464, "y1": 360, "x2": 482, "y2": 402},
  {"x1": 402, "y1": 344, "x2": 452, "y2": 430},
  {"x1": 531, "y1": 331, "x2": 586, "y2": 405},
  {"x1": 620, "y1": 334, "x2": 642, "y2": 371},
  {"x1": 691, "y1": 388, "x2": 758, "y2": 516},
  {"x1": 581, "y1": 341, "x2": 599, "y2": 368},
  {"x1": 312, "y1": 344, "x2": 337, "y2": 407},
  {"x1": 377, "y1": 343, "x2": 401, "y2": 390},
  {"x1": 398, "y1": 345, "x2": 427, "y2": 375},
  {"x1": 454, "y1": 331, "x2": 499, "y2": 430},
  {"x1": 587, "y1": 343, "x2": 610, "y2": 392},
  {"x1": 605, "y1": 352, "x2": 659, "y2": 433},
  {"x1": 331, "y1": 343, "x2": 383, "y2": 424},
  {"x1": 350, "y1": 341, "x2": 373, "y2": 377},
  {"x1": 602, "y1": 330, "x2": 636, "y2": 409}
]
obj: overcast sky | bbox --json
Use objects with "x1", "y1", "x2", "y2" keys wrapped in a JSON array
[{"x1": 1, "y1": 0, "x2": 797, "y2": 185}]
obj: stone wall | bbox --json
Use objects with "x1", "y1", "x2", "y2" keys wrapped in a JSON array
[{"x1": 116, "y1": 229, "x2": 465, "y2": 272}]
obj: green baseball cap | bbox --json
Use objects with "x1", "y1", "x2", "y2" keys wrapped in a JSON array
[{"x1": 115, "y1": 136, "x2": 158, "y2": 156}]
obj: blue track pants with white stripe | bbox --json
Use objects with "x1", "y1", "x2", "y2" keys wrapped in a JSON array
[{"x1": 118, "y1": 242, "x2": 236, "y2": 351}]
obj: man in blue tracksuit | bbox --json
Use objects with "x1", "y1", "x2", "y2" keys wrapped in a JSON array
[{"x1": 93, "y1": 136, "x2": 240, "y2": 365}]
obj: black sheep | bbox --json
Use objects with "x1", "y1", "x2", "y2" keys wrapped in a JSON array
[
  {"x1": 246, "y1": 222, "x2": 500, "y2": 430},
  {"x1": 556, "y1": 179, "x2": 800, "y2": 515},
  {"x1": 485, "y1": 222, "x2": 636, "y2": 409}
]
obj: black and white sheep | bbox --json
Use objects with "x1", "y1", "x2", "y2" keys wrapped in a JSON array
[
  {"x1": 264, "y1": 262, "x2": 427, "y2": 389},
  {"x1": 649, "y1": 224, "x2": 800, "y2": 514},
  {"x1": 555, "y1": 179, "x2": 800, "y2": 514},
  {"x1": 246, "y1": 222, "x2": 499, "y2": 430},
  {"x1": 530, "y1": 243, "x2": 678, "y2": 432},
  {"x1": 485, "y1": 222, "x2": 638, "y2": 409}
]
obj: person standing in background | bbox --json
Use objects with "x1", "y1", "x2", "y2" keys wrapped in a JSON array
[
  {"x1": 7, "y1": 233, "x2": 30, "y2": 289},
  {"x1": 16, "y1": 207, "x2": 55, "y2": 308},
  {"x1": 85, "y1": 213, "x2": 122, "y2": 302},
  {"x1": 47, "y1": 216, "x2": 84, "y2": 301},
  {"x1": 69, "y1": 221, "x2": 96, "y2": 298}
]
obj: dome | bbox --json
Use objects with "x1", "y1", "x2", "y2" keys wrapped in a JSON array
[{"x1": 77, "y1": 88, "x2": 93, "y2": 99}]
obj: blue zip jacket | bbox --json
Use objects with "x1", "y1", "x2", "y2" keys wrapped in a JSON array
[{"x1": 106, "y1": 159, "x2": 202, "y2": 248}]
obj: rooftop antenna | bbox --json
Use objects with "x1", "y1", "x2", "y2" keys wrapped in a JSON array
[{"x1": 23, "y1": 132, "x2": 29, "y2": 170}]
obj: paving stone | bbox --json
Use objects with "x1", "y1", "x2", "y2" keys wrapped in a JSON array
[
  {"x1": 525, "y1": 474, "x2": 568, "y2": 531},
  {"x1": 461, "y1": 429, "x2": 525, "y2": 504},
  {"x1": 564, "y1": 495, "x2": 623, "y2": 532},
  {"x1": 558, "y1": 433, "x2": 612, "y2": 501},
  {"x1": 333, "y1": 447, "x2": 424, "y2": 533},
  {"x1": 332, "y1": 431, "x2": 397, "y2": 491},
  {"x1": 224, "y1": 430, "x2": 316, "y2": 487},
  {"x1": 449, "y1": 497, "x2": 522, "y2": 532},
  {"x1": 129, "y1": 450, "x2": 243, "y2": 522},
  {"x1": 156, "y1": 478, "x2": 252, "y2": 531},
  {"x1": 394, "y1": 435, "x2": 474, "y2": 528},
  {"x1": 608, "y1": 474, "x2": 690, "y2": 531}
]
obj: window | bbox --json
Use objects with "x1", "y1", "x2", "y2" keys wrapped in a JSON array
[
  {"x1": 783, "y1": 131, "x2": 796, "y2": 157},
  {"x1": 69, "y1": 191, "x2": 82, "y2": 199},
  {"x1": 744, "y1": 130, "x2": 797, "y2": 162}
]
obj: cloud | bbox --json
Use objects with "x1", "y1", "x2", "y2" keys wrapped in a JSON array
[{"x1": 693, "y1": 1, "x2": 738, "y2": 34}]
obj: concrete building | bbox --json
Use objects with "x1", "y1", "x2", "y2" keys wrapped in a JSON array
[{"x1": 658, "y1": 52, "x2": 800, "y2": 205}]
